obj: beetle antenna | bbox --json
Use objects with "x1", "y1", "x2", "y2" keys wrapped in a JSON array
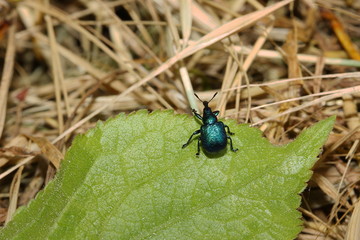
[
  {"x1": 208, "y1": 92, "x2": 218, "y2": 102},
  {"x1": 194, "y1": 93, "x2": 203, "y2": 102},
  {"x1": 194, "y1": 92, "x2": 218, "y2": 103}
]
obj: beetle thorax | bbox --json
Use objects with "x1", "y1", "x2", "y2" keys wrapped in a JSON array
[{"x1": 202, "y1": 107, "x2": 217, "y2": 125}]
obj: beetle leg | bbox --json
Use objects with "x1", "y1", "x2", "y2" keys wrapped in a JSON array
[
  {"x1": 227, "y1": 136, "x2": 238, "y2": 152},
  {"x1": 196, "y1": 137, "x2": 201, "y2": 157},
  {"x1": 182, "y1": 129, "x2": 201, "y2": 148},
  {"x1": 192, "y1": 109, "x2": 203, "y2": 121},
  {"x1": 224, "y1": 125, "x2": 235, "y2": 135}
]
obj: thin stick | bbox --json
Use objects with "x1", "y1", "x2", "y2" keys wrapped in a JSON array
[{"x1": 0, "y1": 12, "x2": 16, "y2": 139}]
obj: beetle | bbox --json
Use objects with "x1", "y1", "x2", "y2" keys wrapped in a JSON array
[{"x1": 182, "y1": 92, "x2": 238, "y2": 156}]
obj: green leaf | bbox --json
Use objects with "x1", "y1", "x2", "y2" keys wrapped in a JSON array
[{"x1": 0, "y1": 111, "x2": 335, "y2": 239}]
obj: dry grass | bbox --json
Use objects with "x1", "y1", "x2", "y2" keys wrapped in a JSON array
[{"x1": 0, "y1": 0, "x2": 359, "y2": 239}]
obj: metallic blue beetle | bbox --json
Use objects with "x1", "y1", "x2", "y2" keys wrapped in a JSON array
[{"x1": 182, "y1": 92, "x2": 238, "y2": 156}]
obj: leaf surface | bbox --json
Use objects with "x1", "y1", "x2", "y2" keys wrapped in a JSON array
[{"x1": 0, "y1": 111, "x2": 335, "y2": 239}]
